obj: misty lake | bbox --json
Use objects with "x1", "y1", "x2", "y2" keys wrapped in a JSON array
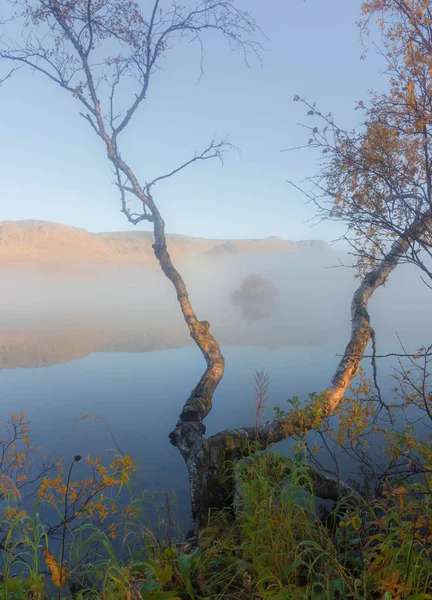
[{"x1": 1, "y1": 252, "x2": 430, "y2": 528}]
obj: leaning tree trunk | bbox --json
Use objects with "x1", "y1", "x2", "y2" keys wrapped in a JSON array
[{"x1": 166, "y1": 211, "x2": 432, "y2": 533}]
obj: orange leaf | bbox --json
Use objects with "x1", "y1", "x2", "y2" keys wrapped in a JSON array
[{"x1": 42, "y1": 547, "x2": 67, "y2": 588}]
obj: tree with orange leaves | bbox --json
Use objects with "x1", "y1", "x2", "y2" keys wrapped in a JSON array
[
  {"x1": 298, "y1": 0, "x2": 432, "y2": 281},
  {"x1": 286, "y1": 0, "x2": 432, "y2": 508}
]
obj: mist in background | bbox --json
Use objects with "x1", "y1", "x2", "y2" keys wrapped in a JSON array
[{"x1": 0, "y1": 248, "x2": 429, "y2": 370}]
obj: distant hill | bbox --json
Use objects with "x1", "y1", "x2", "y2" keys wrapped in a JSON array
[{"x1": 0, "y1": 220, "x2": 330, "y2": 269}]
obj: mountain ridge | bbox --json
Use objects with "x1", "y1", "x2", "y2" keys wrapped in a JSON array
[{"x1": 0, "y1": 220, "x2": 330, "y2": 267}]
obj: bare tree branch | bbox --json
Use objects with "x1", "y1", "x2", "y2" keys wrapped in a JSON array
[{"x1": 146, "y1": 139, "x2": 232, "y2": 192}]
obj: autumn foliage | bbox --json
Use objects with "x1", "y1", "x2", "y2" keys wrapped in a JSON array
[{"x1": 294, "y1": 0, "x2": 432, "y2": 278}]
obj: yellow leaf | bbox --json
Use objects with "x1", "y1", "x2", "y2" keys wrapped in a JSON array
[
  {"x1": 0, "y1": 475, "x2": 21, "y2": 501},
  {"x1": 407, "y1": 81, "x2": 416, "y2": 109},
  {"x1": 42, "y1": 547, "x2": 67, "y2": 588}
]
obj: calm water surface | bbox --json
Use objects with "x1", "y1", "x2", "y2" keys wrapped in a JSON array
[{"x1": 1, "y1": 344, "x2": 347, "y2": 525}]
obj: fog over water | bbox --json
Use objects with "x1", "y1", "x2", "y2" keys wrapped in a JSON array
[{"x1": 1, "y1": 249, "x2": 430, "y2": 526}]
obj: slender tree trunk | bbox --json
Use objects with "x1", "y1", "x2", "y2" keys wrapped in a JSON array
[{"x1": 146, "y1": 209, "x2": 228, "y2": 532}]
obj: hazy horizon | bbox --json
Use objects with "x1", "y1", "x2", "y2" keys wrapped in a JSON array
[{"x1": 0, "y1": 249, "x2": 429, "y2": 369}]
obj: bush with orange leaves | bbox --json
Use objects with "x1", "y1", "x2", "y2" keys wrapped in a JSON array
[{"x1": 0, "y1": 412, "x2": 138, "y2": 596}]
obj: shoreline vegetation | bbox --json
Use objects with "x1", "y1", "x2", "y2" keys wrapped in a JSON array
[{"x1": 1, "y1": 403, "x2": 432, "y2": 600}]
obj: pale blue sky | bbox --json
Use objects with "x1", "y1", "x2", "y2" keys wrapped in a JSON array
[{"x1": 0, "y1": 0, "x2": 385, "y2": 241}]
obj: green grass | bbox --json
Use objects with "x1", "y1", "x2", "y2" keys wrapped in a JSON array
[{"x1": 1, "y1": 450, "x2": 432, "y2": 599}]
